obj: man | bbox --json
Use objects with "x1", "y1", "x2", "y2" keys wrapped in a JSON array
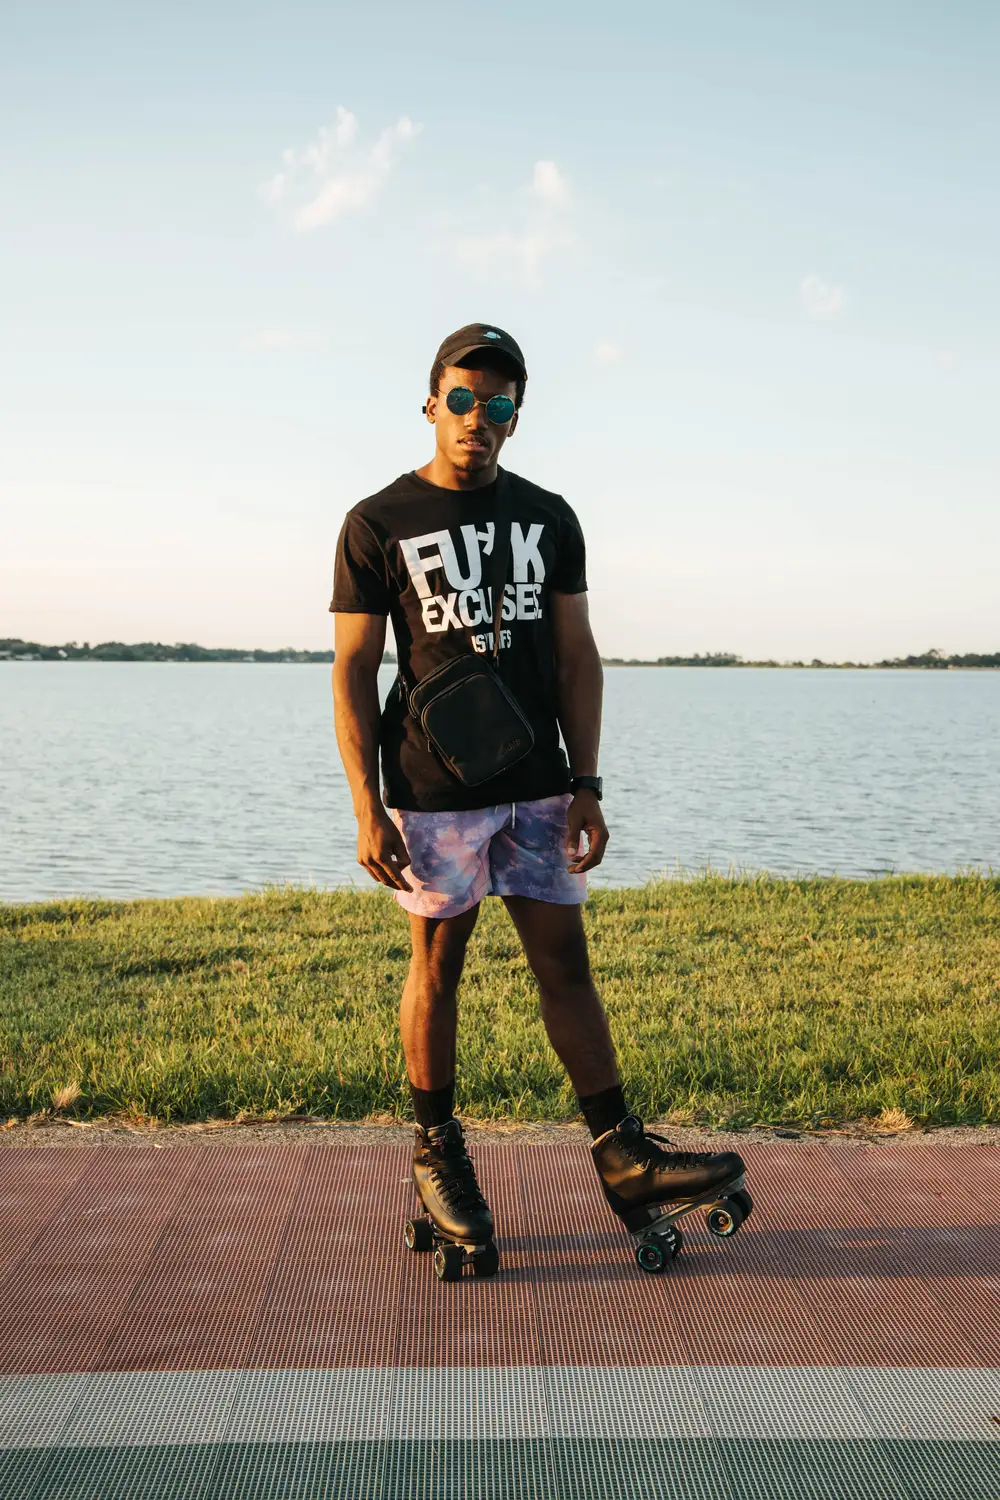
[{"x1": 331, "y1": 323, "x2": 747, "y2": 1278}]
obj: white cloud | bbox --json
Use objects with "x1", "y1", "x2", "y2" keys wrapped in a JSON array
[
  {"x1": 531, "y1": 159, "x2": 570, "y2": 206},
  {"x1": 243, "y1": 328, "x2": 328, "y2": 352},
  {"x1": 450, "y1": 160, "x2": 574, "y2": 288},
  {"x1": 452, "y1": 228, "x2": 574, "y2": 290},
  {"x1": 935, "y1": 348, "x2": 958, "y2": 372},
  {"x1": 262, "y1": 108, "x2": 420, "y2": 232},
  {"x1": 594, "y1": 339, "x2": 624, "y2": 364},
  {"x1": 800, "y1": 273, "x2": 847, "y2": 320}
]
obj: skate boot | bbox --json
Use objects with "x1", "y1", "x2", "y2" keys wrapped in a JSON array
[
  {"x1": 403, "y1": 1118, "x2": 499, "y2": 1282},
  {"x1": 592, "y1": 1114, "x2": 753, "y2": 1273}
]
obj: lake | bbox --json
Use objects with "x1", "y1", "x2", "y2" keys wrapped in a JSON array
[{"x1": 2, "y1": 664, "x2": 997, "y2": 903}]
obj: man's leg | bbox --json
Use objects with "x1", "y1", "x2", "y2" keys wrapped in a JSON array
[
  {"x1": 391, "y1": 801, "x2": 502, "y2": 1117},
  {"x1": 401, "y1": 904, "x2": 480, "y2": 1102},
  {"x1": 501, "y1": 895, "x2": 626, "y2": 1133},
  {"x1": 400, "y1": 903, "x2": 497, "y2": 1265},
  {"x1": 503, "y1": 893, "x2": 748, "y2": 1250}
]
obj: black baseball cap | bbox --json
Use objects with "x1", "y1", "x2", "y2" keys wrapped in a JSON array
[{"x1": 433, "y1": 322, "x2": 527, "y2": 382}]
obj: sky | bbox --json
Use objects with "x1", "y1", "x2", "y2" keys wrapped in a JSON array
[{"x1": 2, "y1": 0, "x2": 998, "y2": 660}]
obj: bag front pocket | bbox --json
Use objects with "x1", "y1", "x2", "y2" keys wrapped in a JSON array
[{"x1": 410, "y1": 658, "x2": 534, "y2": 786}]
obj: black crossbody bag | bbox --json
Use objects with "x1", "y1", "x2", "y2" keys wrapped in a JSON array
[{"x1": 402, "y1": 476, "x2": 535, "y2": 787}]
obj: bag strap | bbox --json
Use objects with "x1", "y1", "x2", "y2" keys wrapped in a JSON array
[
  {"x1": 487, "y1": 469, "x2": 511, "y2": 667},
  {"x1": 396, "y1": 468, "x2": 510, "y2": 704}
]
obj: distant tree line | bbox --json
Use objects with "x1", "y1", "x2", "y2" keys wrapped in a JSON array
[
  {"x1": 2, "y1": 639, "x2": 996, "y2": 669},
  {"x1": 601, "y1": 648, "x2": 1000, "y2": 669},
  {"x1": 0, "y1": 638, "x2": 356, "y2": 664},
  {"x1": 868, "y1": 649, "x2": 1000, "y2": 669}
]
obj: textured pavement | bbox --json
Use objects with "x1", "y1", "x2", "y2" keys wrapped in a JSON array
[{"x1": 1, "y1": 1140, "x2": 998, "y2": 1498}]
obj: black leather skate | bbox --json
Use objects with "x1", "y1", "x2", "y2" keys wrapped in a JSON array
[
  {"x1": 592, "y1": 1114, "x2": 753, "y2": 1273},
  {"x1": 404, "y1": 1118, "x2": 499, "y2": 1282}
]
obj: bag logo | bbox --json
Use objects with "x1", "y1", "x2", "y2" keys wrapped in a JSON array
[{"x1": 501, "y1": 738, "x2": 522, "y2": 754}]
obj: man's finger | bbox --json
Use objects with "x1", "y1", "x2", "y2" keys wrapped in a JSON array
[
  {"x1": 565, "y1": 820, "x2": 584, "y2": 857},
  {"x1": 361, "y1": 855, "x2": 404, "y2": 891},
  {"x1": 388, "y1": 840, "x2": 412, "y2": 871},
  {"x1": 381, "y1": 835, "x2": 412, "y2": 888},
  {"x1": 566, "y1": 830, "x2": 589, "y2": 872},
  {"x1": 373, "y1": 858, "x2": 411, "y2": 892},
  {"x1": 569, "y1": 827, "x2": 609, "y2": 873},
  {"x1": 360, "y1": 857, "x2": 393, "y2": 889}
]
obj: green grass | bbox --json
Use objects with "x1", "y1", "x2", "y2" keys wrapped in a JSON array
[{"x1": 1, "y1": 876, "x2": 998, "y2": 1128}]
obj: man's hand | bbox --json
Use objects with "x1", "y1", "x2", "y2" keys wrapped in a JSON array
[
  {"x1": 357, "y1": 807, "x2": 413, "y2": 891},
  {"x1": 566, "y1": 790, "x2": 609, "y2": 874}
]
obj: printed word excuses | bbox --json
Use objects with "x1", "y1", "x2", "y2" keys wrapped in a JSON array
[{"x1": 399, "y1": 522, "x2": 546, "y2": 637}]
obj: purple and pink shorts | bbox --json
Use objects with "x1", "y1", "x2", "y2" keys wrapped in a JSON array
[{"x1": 391, "y1": 793, "x2": 586, "y2": 919}]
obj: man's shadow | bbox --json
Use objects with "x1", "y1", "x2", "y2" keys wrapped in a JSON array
[{"x1": 494, "y1": 1221, "x2": 997, "y2": 1284}]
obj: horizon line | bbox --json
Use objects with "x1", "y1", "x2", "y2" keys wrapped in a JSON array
[{"x1": 2, "y1": 638, "x2": 999, "y2": 670}]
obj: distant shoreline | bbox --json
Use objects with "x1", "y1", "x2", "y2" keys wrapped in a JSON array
[
  {"x1": 603, "y1": 660, "x2": 1000, "y2": 671},
  {"x1": 2, "y1": 639, "x2": 998, "y2": 670}
]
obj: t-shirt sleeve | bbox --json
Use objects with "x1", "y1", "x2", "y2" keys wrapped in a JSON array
[
  {"x1": 549, "y1": 501, "x2": 588, "y2": 593},
  {"x1": 330, "y1": 512, "x2": 392, "y2": 615}
]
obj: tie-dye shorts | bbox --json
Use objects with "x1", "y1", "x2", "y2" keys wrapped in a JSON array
[{"x1": 390, "y1": 793, "x2": 587, "y2": 919}]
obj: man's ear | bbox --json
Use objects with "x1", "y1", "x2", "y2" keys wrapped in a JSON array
[
  {"x1": 423, "y1": 395, "x2": 438, "y2": 424},
  {"x1": 508, "y1": 411, "x2": 519, "y2": 437}
]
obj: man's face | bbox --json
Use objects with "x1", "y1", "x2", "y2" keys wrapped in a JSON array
[{"x1": 425, "y1": 362, "x2": 519, "y2": 474}]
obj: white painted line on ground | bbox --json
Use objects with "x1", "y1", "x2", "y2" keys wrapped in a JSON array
[{"x1": 2, "y1": 1365, "x2": 999, "y2": 1449}]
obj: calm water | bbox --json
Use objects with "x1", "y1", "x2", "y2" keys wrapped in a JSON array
[{"x1": 2, "y1": 664, "x2": 997, "y2": 902}]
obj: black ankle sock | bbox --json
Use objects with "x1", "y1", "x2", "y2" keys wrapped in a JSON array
[
  {"x1": 409, "y1": 1079, "x2": 456, "y2": 1131},
  {"x1": 578, "y1": 1083, "x2": 629, "y2": 1140}
]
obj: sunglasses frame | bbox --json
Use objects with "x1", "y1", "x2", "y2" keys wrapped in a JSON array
[{"x1": 443, "y1": 386, "x2": 517, "y2": 426}]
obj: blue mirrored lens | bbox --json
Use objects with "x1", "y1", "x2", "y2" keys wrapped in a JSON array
[
  {"x1": 485, "y1": 395, "x2": 515, "y2": 425},
  {"x1": 445, "y1": 387, "x2": 475, "y2": 415}
]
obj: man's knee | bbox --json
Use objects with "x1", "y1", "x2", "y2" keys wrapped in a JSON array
[
  {"x1": 407, "y1": 905, "x2": 479, "y2": 997},
  {"x1": 532, "y1": 928, "x2": 593, "y2": 997}
]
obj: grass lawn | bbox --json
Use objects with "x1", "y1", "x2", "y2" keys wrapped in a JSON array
[{"x1": 1, "y1": 876, "x2": 997, "y2": 1129}]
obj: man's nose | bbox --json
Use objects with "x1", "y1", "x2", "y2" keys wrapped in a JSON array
[{"x1": 465, "y1": 403, "x2": 488, "y2": 430}]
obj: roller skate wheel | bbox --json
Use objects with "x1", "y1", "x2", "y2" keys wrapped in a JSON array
[
  {"x1": 433, "y1": 1244, "x2": 465, "y2": 1282},
  {"x1": 472, "y1": 1240, "x2": 500, "y2": 1278},
  {"x1": 404, "y1": 1218, "x2": 434, "y2": 1252},
  {"x1": 635, "y1": 1225, "x2": 682, "y2": 1273},
  {"x1": 706, "y1": 1200, "x2": 743, "y2": 1238},
  {"x1": 731, "y1": 1189, "x2": 754, "y2": 1220},
  {"x1": 635, "y1": 1240, "x2": 668, "y2": 1273}
]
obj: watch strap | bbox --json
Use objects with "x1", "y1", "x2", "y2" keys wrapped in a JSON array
[{"x1": 570, "y1": 775, "x2": 603, "y2": 799}]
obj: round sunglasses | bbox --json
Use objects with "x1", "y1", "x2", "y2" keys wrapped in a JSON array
[{"x1": 444, "y1": 386, "x2": 516, "y2": 425}]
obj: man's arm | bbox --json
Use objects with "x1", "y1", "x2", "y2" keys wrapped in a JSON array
[
  {"x1": 550, "y1": 590, "x2": 609, "y2": 873},
  {"x1": 332, "y1": 613, "x2": 412, "y2": 891}
]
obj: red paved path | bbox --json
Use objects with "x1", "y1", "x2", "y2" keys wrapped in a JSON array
[
  {"x1": 1, "y1": 1141, "x2": 997, "y2": 1375},
  {"x1": 2, "y1": 1141, "x2": 999, "y2": 1500}
]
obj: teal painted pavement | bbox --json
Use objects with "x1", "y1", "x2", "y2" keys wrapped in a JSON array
[{"x1": 3, "y1": 1437, "x2": 1000, "y2": 1500}]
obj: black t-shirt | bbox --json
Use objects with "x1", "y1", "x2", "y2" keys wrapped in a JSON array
[{"x1": 331, "y1": 467, "x2": 588, "y2": 811}]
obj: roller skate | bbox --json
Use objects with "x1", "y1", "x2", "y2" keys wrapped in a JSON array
[
  {"x1": 403, "y1": 1118, "x2": 500, "y2": 1282},
  {"x1": 592, "y1": 1114, "x2": 753, "y2": 1274}
]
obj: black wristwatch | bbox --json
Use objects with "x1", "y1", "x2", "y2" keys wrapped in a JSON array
[{"x1": 570, "y1": 775, "x2": 603, "y2": 800}]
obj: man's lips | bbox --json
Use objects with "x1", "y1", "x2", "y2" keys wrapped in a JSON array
[{"x1": 459, "y1": 437, "x2": 490, "y2": 451}]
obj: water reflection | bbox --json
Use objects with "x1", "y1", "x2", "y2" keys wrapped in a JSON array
[{"x1": 2, "y1": 664, "x2": 997, "y2": 902}]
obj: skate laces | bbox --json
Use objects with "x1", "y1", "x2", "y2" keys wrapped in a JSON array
[
  {"x1": 623, "y1": 1124, "x2": 710, "y2": 1174},
  {"x1": 426, "y1": 1132, "x2": 487, "y2": 1211}
]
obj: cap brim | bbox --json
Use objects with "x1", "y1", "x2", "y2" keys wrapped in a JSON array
[{"x1": 445, "y1": 342, "x2": 526, "y2": 379}]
